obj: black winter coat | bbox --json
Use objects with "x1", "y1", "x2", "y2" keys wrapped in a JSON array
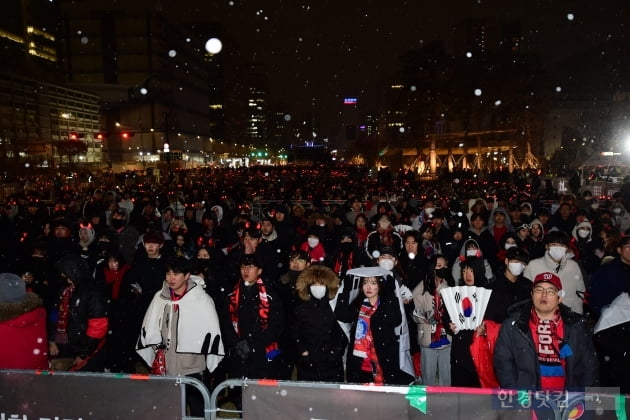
[
  {"x1": 220, "y1": 282, "x2": 285, "y2": 380},
  {"x1": 493, "y1": 301, "x2": 598, "y2": 389},
  {"x1": 292, "y1": 297, "x2": 347, "y2": 381}
]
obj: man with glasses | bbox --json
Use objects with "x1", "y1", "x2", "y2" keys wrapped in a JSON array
[{"x1": 494, "y1": 272, "x2": 598, "y2": 391}]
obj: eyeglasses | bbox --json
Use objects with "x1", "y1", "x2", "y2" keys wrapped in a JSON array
[{"x1": 533, "y1": 287, "x2": 559, "y2": 297}]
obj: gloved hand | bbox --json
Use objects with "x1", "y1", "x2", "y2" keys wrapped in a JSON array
[{"x1": 234, "y1": 339, "x2": 251, "y2": 360}]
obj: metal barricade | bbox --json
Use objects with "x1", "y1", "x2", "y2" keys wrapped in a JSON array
[
  {"x1": 0, "y1": 370, "x2": 211, "y2": 420},
  {"x1": 210, "y1": 378, "x2": 628, "y2": 420}
]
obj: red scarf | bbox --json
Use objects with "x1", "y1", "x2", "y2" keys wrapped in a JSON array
[
  {"x1": 356, "y1": 227, "x2": 368, "y2": 247},
  {"x1": 353, "y1": 299, "x2": 384, "y2": 384},
  {"x1": 334, "y1": 251, "x2": 354, "y2": 277},
  {"x1": 104, "y1": 265, "x2": 130, "y2": 300},
  {"x1": 229, "y1": 278, "x2": 280, "y2": 359},
  {"x1": 529, "y1": 308, "x2": 566, "y2": 390},
  {"x1": 55, "y1": 284, "x2": 75, "y2": 344},
  {"x1": 431, "y1": 293, "x2": 445, "y2": 343}
]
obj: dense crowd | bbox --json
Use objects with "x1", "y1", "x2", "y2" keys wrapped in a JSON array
[{"x1": 0, "y1": 165, "x2": 629, "y2": 413}]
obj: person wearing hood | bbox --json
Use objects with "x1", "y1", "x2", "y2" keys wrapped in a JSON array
[
  {"x1": 610, "y1": 201, "x2": 630, "y2": 233},
  {"x1": 331, "y1": 227, "x2": 361, "y2": 279},
  {"x1": 49, "y1": 254, "x2": 109, "y2": 372},
  {"x1": 0, "y1": 272, "x2": 48, "y2": 370},
  {"x1": 75, "y1": 221, "x2": 98, "y2": 271},
  {"x1": 487, "y1": 207, "x2": 515, "y2": 247},
  {"x1": 137, "y1": 256, "x2": 223, "y2": 416},
  {"x1": 300, "y1": 225, "x2": 329, "y2": 265},
  {"x1": 110, "y1": 207, "x2": 141, "y2": 266},
  {"x1": 467, "y1": 212, "x2": 499, "y2": 270},
  {"x1": 291, "y1": 264, "x2": 347, "y2": 381},
  {"x1": 451, "y1": 238, "x2": 495, "y2": 284},
  {"x1": 571, "y1": 220, "x2": 600, "y2": 278},
  {"x1": 527, "y1": 218, "x2": 546, "y2": 259},
  {"x1": 523, "y1": 231, "x2": 585, "y2": 314},
  {"x1": 466, "y1": 198, "x2": 488, "y2": 224}
]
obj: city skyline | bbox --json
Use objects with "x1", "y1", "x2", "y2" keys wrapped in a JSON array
[{"x1": 166, "y1": 0, "x2": 629, "y2": 135}]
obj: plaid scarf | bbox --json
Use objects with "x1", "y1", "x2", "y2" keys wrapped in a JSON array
[
  {"x1": 55, "y1": 284, "x2": 75, "y2": 344},
  {"x1": 353, "y1": 299, "x2": 384, "y2": 384},
  {"x1": 229, "y1": 278, "x2": 280, "y2": 360}
]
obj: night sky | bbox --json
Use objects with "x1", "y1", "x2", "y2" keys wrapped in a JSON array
[{"x1": 164, "y1": 0, "x2": 628, "y2": 132}]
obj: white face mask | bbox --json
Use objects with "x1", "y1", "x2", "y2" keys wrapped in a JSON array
[
  {"x1": 548, "y1": 245, "x2": 567, "y2": 261},
  {"x1": 613, "y1": 208, "x2": 622, "y2": 214},
  {"x1": 379, "y1": 259, "x2": 395, "y2": 271},
  {"x1": 307, "y1": 237, "x2": 319, "y2": 248},
  {"x1": 310, "y1": 284, "x2": 327, "y2": 300},
  {"x1": 591, "y1": 203, "x2": 599, "y2": 210},
  {"x1": 424, "y1": 207, "x2": 435, "y2": 215},
  {"x1": 508, "y1": 262, "x2": 524, "y2": 276},
  {"x1": 466, "y1": 249, "x2": 479, "y2": 257},
  {"x1": 504, "y1": 243, "x2": 517, "y2": 251},
  {"x1": 577, "y1": 229, "x2": 590, "y2": 239}
]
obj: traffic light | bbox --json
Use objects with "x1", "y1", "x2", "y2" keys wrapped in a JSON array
[{"x1": 95, "y1": 133, "x2": 106, "y2": 141}]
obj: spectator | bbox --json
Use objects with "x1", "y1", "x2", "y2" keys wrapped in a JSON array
[
  {"x1": 412, "y1": 255, "x2": 454, "y2": 385},
  {"x1": 494, "y1": 272, "x2": 598, "y2": 390},
  {"x1": 524, "y1": 231, "x2": 586, "y2": 314},
  {"x1": 49, "y1": 255, "x2": 109, "y2": 372},
  {"x1": 334, "y1": 266, "x2": 415, "y2": 385},
  {"x1": 220, "y1": 254, "x2": 285, "y2": 408},
  {"x1": 292, "y1": 264, "x2": 346, "y2": 381},
  {"x1": 0, "y1": 272, "x2": 48, "y2": 370},
  {"x1": 137, "y1": 257, "x2": 223, "y2": 415},
  {"x1": 589, "y1": 234, "x2": 630, "y2": 317}
]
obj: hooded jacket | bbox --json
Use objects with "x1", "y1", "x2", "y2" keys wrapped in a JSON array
[
  {"x1": 291, "y1": 265, "x2": 347, "y2": 381},
  {"x1": 0, "y1": 293, "x2": 48, "y2": 369},
  {"x1": 53, "y1": 254, "x2": 109, "y2": 357},
  {"x1": 526, "y1": 218, "x2": 546, "y2": 259},
  {"x1": 493, "y1": 301, "x2": 598, "y2": 389},
  {"x1": 451, "y1": 238, "x2": 495, "y2": 283}
]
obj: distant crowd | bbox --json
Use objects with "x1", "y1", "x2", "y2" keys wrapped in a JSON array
[{"x1": 0, "y1": 165, "x2": 629, "y2": 412}]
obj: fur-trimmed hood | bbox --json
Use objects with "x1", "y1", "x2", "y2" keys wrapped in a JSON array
[
  {"x1": 0, "y1": 292, "x2": 44, "y2": 322},
  {"x1": 295, "y1": 264, "x2": 340, "y2": 302}
]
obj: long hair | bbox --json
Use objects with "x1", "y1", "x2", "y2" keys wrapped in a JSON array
[{"x1": 423, "y1": 254, "x2": 455, "y2": 295}]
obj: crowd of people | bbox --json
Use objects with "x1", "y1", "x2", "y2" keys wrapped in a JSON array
[{"x1": 0, "y1": 165, "x2": 629, "y2": 413}]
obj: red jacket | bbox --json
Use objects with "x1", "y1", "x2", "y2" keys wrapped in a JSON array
[{"x1": 0, "y1": 294, "x2": 48, "y2": 370}]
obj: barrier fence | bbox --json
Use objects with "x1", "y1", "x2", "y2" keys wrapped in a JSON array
[
  {"x1": 1, "y1": 371, "x2": 628, "y2": 420},
  {"x1": 0, "y1": 370, "x2": 210, "y2": 420},
  {"x1": 210, "y1": 378, "x2": 629, "y2": 420}
]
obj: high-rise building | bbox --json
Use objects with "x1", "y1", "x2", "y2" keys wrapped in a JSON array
[
  {"x1": 57, "y1": 1, "x2": 223, "y2": 168},
  {"x1": 0, "y1": 0, "x2": 60, "y2": 80}
]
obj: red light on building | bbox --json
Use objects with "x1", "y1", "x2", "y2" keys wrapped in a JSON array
[{"x1": 69, "y1": 132, "x2": 78, "y2": 140}]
